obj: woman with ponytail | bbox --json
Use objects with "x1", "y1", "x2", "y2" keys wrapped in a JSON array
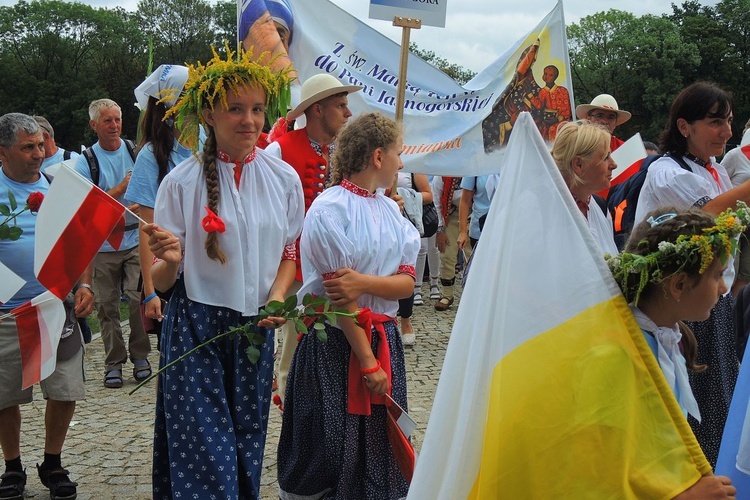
[
  {"x1": 126, "y1": 64, "x2": 191, "y2": 326},
  {"x1": 144, "y1": 46, "x2": 303, "y2": 498}
]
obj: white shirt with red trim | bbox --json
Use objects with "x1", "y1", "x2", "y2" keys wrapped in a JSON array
[
  {"x1": 298, "y1": 179, "x2": 421, "y2": 317},
  {"x1": 154, "y1": 149, "x2": 304, "y2": 315}
]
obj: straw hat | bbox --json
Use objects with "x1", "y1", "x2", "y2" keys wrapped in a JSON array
[
  {"x1": 575, "y1": 94, "x2": 631, "y2": 126},
  {"x1": 134, "y1": 64, "x2": 189, "y2": 110},
  {"x1": 286, "y1": 74, "x2": 362, "y2": 120}
]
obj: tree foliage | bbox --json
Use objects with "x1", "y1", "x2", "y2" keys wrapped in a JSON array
[
  {"x1": 409, "y1": 43, "x2": 476, "y2": 86},
  {"x1": 568, "y1": 0, "x2": 749, "y2": 146}
]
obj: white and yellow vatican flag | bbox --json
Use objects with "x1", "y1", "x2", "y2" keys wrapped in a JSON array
[{"x1": 408, "y1": 113, "x2": 711, "y2": 499}]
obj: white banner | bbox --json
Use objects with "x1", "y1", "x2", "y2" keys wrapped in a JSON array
[{"x1": 242, "y1": 0, "x2": 574, "y2": 176}]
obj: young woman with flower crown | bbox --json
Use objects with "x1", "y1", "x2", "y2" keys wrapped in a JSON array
[
  {"x1": 277, "y1": 112, "x2": 420, "y2": 499},
  {"x1": 607, "y1": 205, "x2": 746, "y2": 498},
  {"x1": 143, "y1": 47, "x2": 303, "y2": 498}
]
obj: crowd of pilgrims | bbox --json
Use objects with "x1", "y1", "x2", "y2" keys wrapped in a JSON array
[{"x1": 3, "y1": 44, "x2": 747, "y2": 498}]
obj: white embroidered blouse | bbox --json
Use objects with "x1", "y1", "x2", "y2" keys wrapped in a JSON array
[
  {"x1": 298, "y1": 179, "x2": 421, "y2": 317},
  {"x1": 154, "y1": 149, "x2": 304, "y2": 315}
]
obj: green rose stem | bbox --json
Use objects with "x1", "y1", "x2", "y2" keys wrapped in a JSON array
[{"x1": 129, "y1": 293, "x2": 359, "y2": 394}]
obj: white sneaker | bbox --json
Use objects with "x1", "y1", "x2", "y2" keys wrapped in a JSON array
[
  {"x1": 402, "y1": 332, "x2": 416, "y2": 346},
  {"x1": 429, "y1": 285, "x2": 441, "y2": 300},
  {"x1": 413, "y1": 292, "x2": 424, "y2": 306}
]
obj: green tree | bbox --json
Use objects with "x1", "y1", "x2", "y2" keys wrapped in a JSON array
[
  {"x1": 567, "y1": 9, "x2": 700, "y2": 142},
  {"x1": 214, "y1": 0, "x2": 239, "y2": 53},
  {"x1": 409, "y1": 43, "x2": 476, "y2": 85},
  {"x1": 136, "y1": 0, "x2": 216, "y2": 66},
  {"x1": 0, "y1": 0, "x2": 147, "y2": 148}
]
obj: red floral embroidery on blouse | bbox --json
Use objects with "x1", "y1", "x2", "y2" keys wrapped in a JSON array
[
  {"x1": 282, "y1": 243, "x2": 297, "y2": 261},
  {"x1": 217, "y1": 148, "x2": 257, "y2": 165},
  {"x1": 340, "y1": 179, "x2": 375, "y2": 198},
  {"x1": 322, "y1": 272, "x2": 337, "y2": 280},
  {"x1": 397, "y1": 265, "x2": 416, "y2": 280}
]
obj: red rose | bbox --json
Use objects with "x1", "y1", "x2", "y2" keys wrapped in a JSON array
[{"x1": 26, "y1": 192, "x2": 44, "y2": 213}]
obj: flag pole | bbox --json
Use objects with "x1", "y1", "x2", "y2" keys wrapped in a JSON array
[
  {"x1": 0, "y1": 295, "x2": 59, "y2": 321},
  {"x1": 390, "y1": 16, "x2": 421, "y2": 193}
]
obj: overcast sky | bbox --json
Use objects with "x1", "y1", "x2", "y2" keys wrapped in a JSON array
[{"x1": 0, "y1": 0, "x2": 722, "y2": 72}]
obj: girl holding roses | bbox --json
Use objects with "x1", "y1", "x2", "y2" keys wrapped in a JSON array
[
  {"x1": 277, "y1": 112, "x2": 420, "y2": 499},
  {"x1": 144, "y1": 46, "x2": 303, "y2": 499}
]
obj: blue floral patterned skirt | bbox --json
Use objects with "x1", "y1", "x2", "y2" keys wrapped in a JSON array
[
  {"x1": 152, "y1": 280, "x2": 275, "y2": 499},
  {"x1": 277, "y1": 320, "x2": 409, "y2": 499}
]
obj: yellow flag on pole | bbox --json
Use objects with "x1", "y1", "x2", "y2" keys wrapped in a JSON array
[{"x1": 408, "y1": 112, "x2": 710, "y2": 499}]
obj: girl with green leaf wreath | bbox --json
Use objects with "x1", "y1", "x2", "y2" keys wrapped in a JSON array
[
  {"x1": 606, "y1": 205, "x2": 747, "y2": 498},
  {"x1": 143, "y1": 45, "x2": 303, "y2": 498}
]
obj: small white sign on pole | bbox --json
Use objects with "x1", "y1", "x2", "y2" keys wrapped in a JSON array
[{"x1": 369, "y1": 0, "x2": 447, "y2": 28}]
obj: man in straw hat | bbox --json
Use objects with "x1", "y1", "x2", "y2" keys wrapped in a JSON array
[
  {"x1": 265, "y1": 73, "x2": 361, "y2": 407},
  {"x1": 575, "y1": 93, "x2": 632, "y2": 152}
]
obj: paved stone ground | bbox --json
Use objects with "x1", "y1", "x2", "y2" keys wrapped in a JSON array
[{"x1": 17, "y1": 284, "x2": 461, "y2": 499}]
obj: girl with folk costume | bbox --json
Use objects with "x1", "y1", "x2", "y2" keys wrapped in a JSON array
[
  {"x1": 634, "y1": 82, "x2": 745, "y2": 467},
  {"x1": 606, "y1": 206, "x2": 744, "y2": 499},
  {"x1": 145, "y1": 46, "x2": 303, "y2": 498},
  {"x1": 552, "y1": 120, "x2": 618, "y2": 255},
  {"x1": 277, "y1": 113, "x2": 420, "y2": 499}
]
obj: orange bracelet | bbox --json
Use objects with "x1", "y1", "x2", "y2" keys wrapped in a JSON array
[{"x1": 360, "y1": 360, "x2": 381, "y2": 374}]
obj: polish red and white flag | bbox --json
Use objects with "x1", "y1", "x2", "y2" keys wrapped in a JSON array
[
  {"x1": 0, "y1": 261, "x2": 25, "y2": 305},
  {"x1": 34, "y1": 165, "x2": 125, "y2": 300},
  {"x1": 11, "y1": 290, "x2": 65, "y2": 389},
  {"x1": 596, "y1": 133, "x2": 648, "y2": 199}
]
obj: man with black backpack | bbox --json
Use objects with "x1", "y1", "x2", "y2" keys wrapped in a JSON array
[
  {"x1": 33, "y1": 116, "x2": 79, "y2": 173},
  {"x1": 73, "y1": 98, "x2": 150, "y2": 390}
]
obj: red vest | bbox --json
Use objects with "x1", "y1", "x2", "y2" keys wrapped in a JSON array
[
  {"x1": 275, "y1": 128, "x2": 329, "y2": 281},
  {"x1": 275, "y1": 128, "x2": 328, "y2": 212}
]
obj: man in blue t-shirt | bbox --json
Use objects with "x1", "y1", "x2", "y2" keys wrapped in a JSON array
[
  {"x1": 74, "y1": 99, "x2": 150, "y2": 389},
  {"x1": 32, "y1": 116, "x2": 80, "y2": 173},
  {"x1": 0, "y1": 113, "x2": 94, "y2": 500}
]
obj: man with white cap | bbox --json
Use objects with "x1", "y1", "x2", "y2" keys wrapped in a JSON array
[
  {"x1": 575, "y1": 93, "x2": 631, "y2": 152},
  {"x1": 265, "y1": 73, "x2": 361, "y2": 406}
]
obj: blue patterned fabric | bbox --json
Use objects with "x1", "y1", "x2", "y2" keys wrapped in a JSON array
[{"x1": 153, "y1": 280, "x2": 275, "y2": 499}]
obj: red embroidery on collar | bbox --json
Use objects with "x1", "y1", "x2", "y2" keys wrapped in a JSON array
[
  {"x1": 341, "y1": 179, "x2": 375, "y2": 198},
  {"x1": 217, "y1": 148, "x2": 257, "y2": 165}
]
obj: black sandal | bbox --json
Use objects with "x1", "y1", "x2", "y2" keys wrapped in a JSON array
[
  {"x1": 0, "y1": 470, "x2": 26, "y2": 500},
  {"x1": 103, "y1": 369, "x2": 123, "y2": 389},
  {"x1": 133, "y1": 360, "x2": 152, "y2": 382},
  {"x1": 37, "y1": 464, "x2": 77, "y2": 500}
]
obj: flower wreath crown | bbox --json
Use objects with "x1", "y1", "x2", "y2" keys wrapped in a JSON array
[
  {"x1": 164, "y1": 42, "x2": 294, "y2": 152},
  {"x1": 605, "y1": 202, "x2": 750, "y2": 304}
]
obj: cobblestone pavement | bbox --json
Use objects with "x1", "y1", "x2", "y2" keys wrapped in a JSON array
[{"x1": 17, "y1": 285, "x2": 461, "y2": 499}]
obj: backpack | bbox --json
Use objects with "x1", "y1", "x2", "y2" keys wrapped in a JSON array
[
  {"x1": 82, "y1": 139, "x2": 136, "y2": 187},
  {"x1": 606, "y1": 152, "x2": 692, "y2": 250},
  {"x1": 62, "y1": 149, "x2": 72, "y2": 161}
]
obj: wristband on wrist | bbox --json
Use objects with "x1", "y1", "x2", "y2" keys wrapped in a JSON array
[
  {"x1": 360, "y1": 360, "x2": 381, "y2": 374},
  {"x1": 78, "y1": 283, "x2": 93, "y2": 293},
  {"x1": 142, "y1": 292, "x2": 158, "y2": 305}
]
